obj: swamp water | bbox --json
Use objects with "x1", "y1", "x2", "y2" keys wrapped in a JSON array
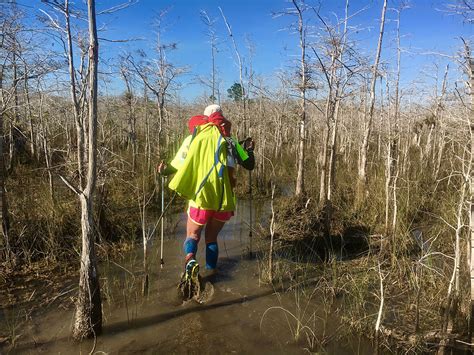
[{"x1": 2, "y1": 201, "x2": 377, "y2": 354}]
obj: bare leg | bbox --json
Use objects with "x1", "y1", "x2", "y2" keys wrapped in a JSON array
[
  {"x1": 187, "y1": 216, "x2": 203, "y2": 240},
  {"x1": 205, "y1": 218, "x2": 225, "y2": 243}
]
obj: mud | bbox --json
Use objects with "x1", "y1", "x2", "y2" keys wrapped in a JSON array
[{"x1": 1, "y1": 201, "x2": 376, "y2": 354}]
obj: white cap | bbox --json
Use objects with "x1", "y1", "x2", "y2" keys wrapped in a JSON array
[{"x1": 204, "y1": 104, "x2": 222, "y2": 116}]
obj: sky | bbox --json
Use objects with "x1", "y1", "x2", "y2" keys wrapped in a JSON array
[{"x1": 20, "y1": 0, "x2": 474, "y2": 102}]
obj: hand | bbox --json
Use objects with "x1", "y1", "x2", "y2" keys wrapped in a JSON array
[
  {"x1": 157, "y1": 160, "x2": 167, "y2": 174},
  {"x1": 243, "y1": 137, "x2": 255, "y2": 151}
]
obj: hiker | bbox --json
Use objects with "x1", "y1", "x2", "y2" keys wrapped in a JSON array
[{"x1": 158, "y1": 104, "x2": 254, "y2": 283}]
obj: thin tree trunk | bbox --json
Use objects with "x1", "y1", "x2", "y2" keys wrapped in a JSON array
[
  {"x1": 39, "y1": 93, "x2": 54, "y2": 204},
  {"x1": 157, "y1": 94, "x2": 164, "y2": 158},
  {"x1": 218, "y1": 6, "x2": 247, "y2": 134},
  {"x1": 72, "y1": 0, "x2": 102, "y2": 340},
  {"x1": 292, "y1": 0, "x2": 306, "y2": 196},
  {"x1": 142, "y1": 189, "x2": 149, "y2": 296},
  {"x1": 268, "y1": 182, "x2": 276, "y2": 282},
  {"x1": 23, "y1": 64, "x2": 36, "y2": 158},
  {"x1": 0, "y1": 70, "x2": 10, "y2": 262},
  {"x1": 390, "y1": 9, "x2": 402, "y2": 237},
  {"x1": 467, "y1": 49, "x2": 474, "y2": 344},
  {"x1": 120, "y1": 67, "x2": 136, "y2": 171},
  {"x1": 144, "y1": 85, "x2": 151, "y2": 172},
  {"x1": 374, "y1": 263, "x2": 385, "y2": 354},
  {"x1": 9, "y1": 50, "x2": 18, "y2": 173},
  {"x1": 357, "y1": 0, "x2": 387, "y2": 199},
  {"x1": 65, "y1": 0, "x2": 85, "y2": 188},
  {"x1": 425, "y1": 65, "x2": 448, "y2": 163},
  {"x1": 441, "y1": 176, "x2": 466, "y2": 338},
  {"x1": 319, "y1": 95, "x2": 331, "y2": 204}
]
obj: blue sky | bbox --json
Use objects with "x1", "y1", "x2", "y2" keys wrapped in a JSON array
[{"x1": 25, "y1": 0, "x2": 474, "y2": 101}]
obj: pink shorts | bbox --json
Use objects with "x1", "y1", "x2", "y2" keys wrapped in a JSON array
[{"x1": 188, "y1": 207, "x2": 234, "y2": 225}]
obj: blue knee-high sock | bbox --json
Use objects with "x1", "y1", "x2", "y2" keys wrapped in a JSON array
[
  {"x1": 205, "y1": 242, "x2": 218, "y2": 270},
  {"x1": 184, "y1": 237, "x2": 198, "y2": 261}
]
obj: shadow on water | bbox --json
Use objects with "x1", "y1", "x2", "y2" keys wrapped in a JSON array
[
  {"x1": 11, "y1": 288, "x2": 278, "y2": 353},
  {"x1": 106, "y1": 288, "x2": 277, "y2": 335}
]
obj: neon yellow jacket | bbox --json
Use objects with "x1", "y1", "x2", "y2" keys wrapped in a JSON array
[{"x1": 168, "y1": 124, "x2": 236, "y2": 212}]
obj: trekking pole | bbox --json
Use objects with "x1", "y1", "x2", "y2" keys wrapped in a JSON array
[
  {"x1": 248, "y1": 170, "x2": 253, "y2": 259},
  {"x1": 160, "y1": 175, "x2": 165, "y2": 268},
  {"x1": 150, "y1": 192, "x2": 176, "y2": 239}
]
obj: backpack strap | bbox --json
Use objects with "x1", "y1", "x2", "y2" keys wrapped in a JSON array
[{"x1": 193, "y1": 135, "x2": 224, "y2": 201}]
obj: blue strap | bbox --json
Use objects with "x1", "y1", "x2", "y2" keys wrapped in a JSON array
[{"x1": 194, "y1": 135, "x2": 223, "y2": 200}]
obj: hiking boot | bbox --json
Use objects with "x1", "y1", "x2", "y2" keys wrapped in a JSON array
[
  {"x1": 185, "y1": 259, "x2": 200, "y2": 282},
  {"x1": 178, "y1": 259, "x2": 201, "y2": 301}
]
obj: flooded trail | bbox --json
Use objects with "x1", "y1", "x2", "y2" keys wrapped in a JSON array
[{"x1": 3, "y1": 201, "x2": 375, "y2": 354}]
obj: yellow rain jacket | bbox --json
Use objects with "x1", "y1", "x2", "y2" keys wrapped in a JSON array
[{"x1": 168, "y1": 124, "x2": 236, "y2": 212}]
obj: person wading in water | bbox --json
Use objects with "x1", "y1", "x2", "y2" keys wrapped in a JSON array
[{"x1": 158, "y1": 104, "x2": 254, "y2": 298}]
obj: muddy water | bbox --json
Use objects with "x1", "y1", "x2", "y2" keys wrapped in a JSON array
[{"x1": 5, "y1": 201, "x2": 375, "y2": 354}]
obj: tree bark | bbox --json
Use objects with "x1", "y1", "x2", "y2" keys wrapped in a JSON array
[
  {"x1": 467, "y1": 49, "x2": 474, "y2": 344},
  {"x1": 72, "y1": 0, "x2": 102, "y2": 340},
  {"x1": 23, "y1": 64, "x2": 36, "y2": 159},
  {"x1": 357, "y1": 0, "x2": 387, "y2": 199},
  {"x1": 8, "y1": 49, "x2": 18, "y2": 173},
  {"x1": 425, "y1": 65, "x2": 448, "y2": 165},
  {"x1": 144, "y1": 85, "x2": 151, "y2": 172},
  {"x1": 65, "y1": 0, "x2": 85, "y2": 189},
  {"x1": 0, "y1": 68, "x2": 10, "y2": 262},
  {"x1": 293, "y1": 0, "x2": 306, "y2": 196}
]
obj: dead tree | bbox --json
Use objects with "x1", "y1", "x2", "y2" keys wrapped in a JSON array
[
  {"x1": 119, "y1": 58, "x2": 137, "y2": 171},
  {"x1": 38, "y1": 89, "x2": 55, "y2": 204},
  {"x1": 312, "y1": 0, "x2": 356, "y2": 234},
  {"x1": 464, "y1": 41, "x2": 474, "y2": 344},
  {"x1": 294, "y1": 0, "x2": 308, "y2": 196},
  {"x1": 143, "y1": 84, "x2": 151, "y2": 172},
  {"x1": 357, "y1": 0, "x2": 387, "y2": 200},
  {"x1": 69, "y1": 0, "x2": 102, "y2": 340},
  {"x1": 281, "y1": 0, "x2": 309, "y2": 196},
  {"x1": 424, "y1": 65, "x2": 449, "y2": 164},
  {"x1": 0, "y1": 5, "x2": 17, "y2": 261},
  {"x1": 8, "y1": 47, "x2": 18, "y2": 173},
  {"x1": 200, "y1": 10, "x2": 219, "y2": 102},
  {"x1": 65, "y1": 0, "x2": 88, "y2": 187},
  {"x1": 0, "y1": 68, "x2": 10, "y2": 263},
  {"x1": 385, "y1": 4, "x2": 406, "y2": 244},
  {"x1": 219, "y1": 6, "x2": 248, "y2": 134},
  {"x1": 40, "y1": 0, "x2": 89, "y2": 187},
  {"x1": 127, "y1": 11, "x2": 186, "y2": 159}
]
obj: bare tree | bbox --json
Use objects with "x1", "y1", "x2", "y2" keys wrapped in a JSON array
[
  {"x1": 280, "y1": 0, "x2": 310, "y2": 196},
  {"x1": 463, "y1": 41, "x2": 474, "y2": 344},
  {"x1": 70, "y1": 0, "x2": 102, "y2": 340},
  {"x1": 0, "y1": 68, "x2": 10, "y2": 262},
  {"x1": 385, "y1": 4, "x2": 407, "y2": 246},
  {"x1": 219, "y1": 6, "x2": 248, "y2": 134},
  {"x1": 312, "y1": 0, "x2": 359, "y2": 233},
  {"x1": 446, "y1": 0, "x2": 474, "y2": 23},
  {"x1": 119, "y1": 57, "x2": 137, "y2": 171},
  {"x1": 200, "y1": 10, "x2": 219, "y2": 102},
  {"x1": 40, "y1": 0, "x2": 90, "y2": 188},
  {"x1": 357, "y1": 0, "x2": 388, "y2": 199},
  {"x1": 127, "y1": 10, "x2": 187, "y2": 159},
  {"x1": 0, "y1": 4, "x2": 19, "y2": 262}
]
